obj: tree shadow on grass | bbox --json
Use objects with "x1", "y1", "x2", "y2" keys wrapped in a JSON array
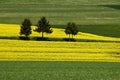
[
  {"x1": 32, "y1": 37, "x2": 50, "y2": 41},
  {"x1": 0, "y1": 36, "x2": 120, "y2": 43},
  {"x1": 63, "y1": 38, "x2": 76, "y2": 42},
  {"x1": 0, "y1": 36, "x2": 31, "y2": 41},
  {"x1": 19, "y1": 36, "x2": 30, "y2": 40},
  {"x1": 77, "y1": 39, "x2": 120, "y2": 43},
  {"x1": 0, "y1": 36, "x2": 18, "y2": 40},
  {"x1": 101, "y1": 5, "x2": 120, "y2": 10}
]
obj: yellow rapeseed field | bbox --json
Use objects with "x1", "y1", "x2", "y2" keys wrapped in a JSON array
[{"x1": 0, "y1": 24, "x2": 120, "y2": 62}]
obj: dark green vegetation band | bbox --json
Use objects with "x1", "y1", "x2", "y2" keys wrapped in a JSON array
[{"x1": 0, "y1": 61, "x2": 120, "y2": 80}]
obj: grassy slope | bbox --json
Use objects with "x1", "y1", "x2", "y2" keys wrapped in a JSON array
[
  {"x1": 0, "y1": 61, "x2": 120, "y2": 80},
  {"x1": 0, "y1": 0, "x2": 120, "y2": 25},
  {"x1": 0, "y1": 0, "x2": 120, "y2": 79}
]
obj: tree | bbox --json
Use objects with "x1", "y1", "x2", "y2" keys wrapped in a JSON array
[
  {"x1": 65, "y1": 22, "x2": 78, "y2": 39},
  {"x1": 20, "y1": 18, "x2": 32, "y2": 38},
  {"x1": 34, "y1": 16, "x2": 52, "y2": 39},
  {"x1": 65, "y1": 22, "x2": 72, "y2": 39}
]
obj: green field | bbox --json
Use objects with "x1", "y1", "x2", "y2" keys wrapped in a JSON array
[
  {"x1": 0, "y1": 0, "x2": 120, "y2": 25},
  {"x1": 0, "y1": 0, "x2": 120, "y2": 80},
  {"x1": 0, "y1": 61, "x2": 120, "y2": 80}
]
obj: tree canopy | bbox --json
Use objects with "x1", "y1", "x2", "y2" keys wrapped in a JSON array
[
  {"x1": 20, "y1": 18, "x2": 32, "y2": 38},
  {"x1": 34, "y1": 16, "x2": 52, "y2": 39},
  {"x1": 65, "y1": 22, "x2": 78, "y2": 39}
]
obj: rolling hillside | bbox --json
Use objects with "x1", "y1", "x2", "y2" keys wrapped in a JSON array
[
  {"x1": 0, "y1": 0, "x2": 120, "y2": 25},
  {"x1": 0, "y1": 0, "x2": 120, "y2": 80}
]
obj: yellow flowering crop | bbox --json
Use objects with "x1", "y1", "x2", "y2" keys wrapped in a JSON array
[{"x1": 0, "y1": 24, "x2": 120, "y2": 62}]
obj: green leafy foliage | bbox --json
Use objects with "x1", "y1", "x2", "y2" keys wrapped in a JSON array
[
  {"x1": 20, "y1": 18, "x2": 32, "y2": 38},
  {"x1": 65, "y1": 22, "x2": 78, "y2": 39},
  {"x1": 34, "y1": 17, "x2": 52, "y2": 39}
]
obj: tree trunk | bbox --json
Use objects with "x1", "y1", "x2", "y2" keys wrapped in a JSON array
[
  {"x1": 69, "y1": 34, "x2": 70, "y2": 40},
  {"x1": 25, "y1": 35, "x2": 29, "y2": 40},
  {"x1": 42, "y1": 32, "x2": 44, "y2": 39},
  {"x1": 25, "y1": 35, "x2": 28, "y2": 38},
  {"x1": 72, "y1": 35, "x2": 73, "y2": 39}
]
